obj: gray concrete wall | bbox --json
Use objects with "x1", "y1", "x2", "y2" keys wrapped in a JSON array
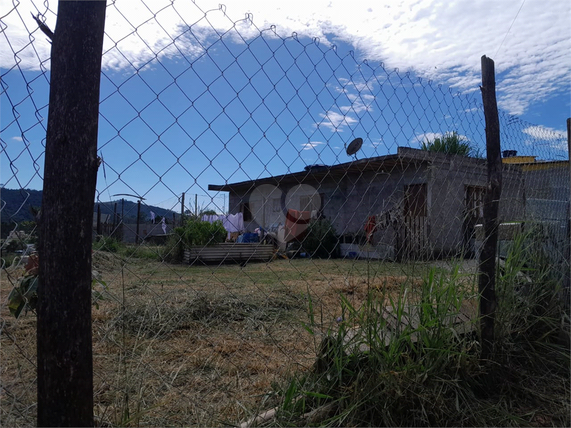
[
  {"x1": 427, "y1": 156, "x2": 525, "y2": 256},
  {"x1": 523, "y1": 165, "x2": 569, "y2": 201},
  {"x1": 523, "y1": 165, "x2": 570, "y2": 222}
]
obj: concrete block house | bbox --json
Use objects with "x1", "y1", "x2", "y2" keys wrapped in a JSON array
[{"x1": 209, "y1": 147, "x2": 526, "y2": 260}]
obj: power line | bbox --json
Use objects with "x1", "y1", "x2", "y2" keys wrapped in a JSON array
[{"x1": 495, "y1": 0, "x2": 526, "y2": 59}]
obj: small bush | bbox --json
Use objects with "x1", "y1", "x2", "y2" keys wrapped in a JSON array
[
  {"x1": 93, "y1": 236, "x2": 121, "y2": 253},
  {"x1": 182, "y1": 218, "x2": 226, "y2": 247},
  {"x1": 161, "y1": 220, "x2": 226, "y2": 263},
  {"x1": 302, "y1": 218, "x2": 339, "y2": 258}
]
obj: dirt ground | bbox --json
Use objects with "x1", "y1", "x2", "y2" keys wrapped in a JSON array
[{"x1": 1, "y1": 251, "x2": 478, "y2": 427}]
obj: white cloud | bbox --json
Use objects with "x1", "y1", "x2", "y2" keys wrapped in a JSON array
[
  {"x1": 522, "y1": 125, "x2": 567, "y2": 151},
  {"x1": 11, "y1": 136, "x2": 23, "y2": 141},
  {"x1": 218, "y1": 0, "x2": 570, "y2": 117},
  {"x1": 522, "y1": 125, "x2": 566, "y2": 141},
  {"x1": 2, "y1": 0, "x2": 569, "y2": 116},
  {"x1": 316, "y1": 110, "x2": 358, "y2": 132},
  {"x1": 0, "y1": 0, "x2": 213, "y2": 71},
  {"x1": 301, "y1": 141, "x2": 325, "y2": 150},
  {"x1": 369, "y1": 140, "x2": 382, "y2": 148}
]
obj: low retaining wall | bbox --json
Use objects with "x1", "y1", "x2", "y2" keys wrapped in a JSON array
[{"x1": 183, "y1": 243, "x2": 275, "y2": 264}]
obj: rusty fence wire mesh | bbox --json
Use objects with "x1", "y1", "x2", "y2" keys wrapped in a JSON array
[{"x1": 1, "y1": 1, "x2": 569, "y2": 426}]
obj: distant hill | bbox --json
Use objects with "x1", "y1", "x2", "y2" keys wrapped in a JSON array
[
  {"x1": 1, "y1": 188, "x2": 177, "y2": 224},
  {"x1": 94, "y1": 199, "x2": 177, "y2": 223},
  {"x1": 0, "y1": 188, "x2": 42, "y2": 223}
]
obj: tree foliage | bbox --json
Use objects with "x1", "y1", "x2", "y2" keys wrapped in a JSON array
[{"x1": 421, "y1": 131, "x2": 480, "y2": 157}]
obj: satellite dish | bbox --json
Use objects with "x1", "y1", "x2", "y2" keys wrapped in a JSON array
[{"x1": 346, "y1": 137, "x2": 363, "y2": 160}]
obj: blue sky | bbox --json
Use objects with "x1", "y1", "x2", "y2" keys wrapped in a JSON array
[{"x1": 1, "y1": 0, "x2": 570, "y2": 213}]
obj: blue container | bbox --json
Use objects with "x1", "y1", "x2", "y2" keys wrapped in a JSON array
[{"x1": 238, "y1": 232, "x2": 259, "y2": 243}]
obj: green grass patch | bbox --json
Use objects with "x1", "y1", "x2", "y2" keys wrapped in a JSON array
[{"x1": 268, "y1": 247, "x2": 570, "y2": 427}]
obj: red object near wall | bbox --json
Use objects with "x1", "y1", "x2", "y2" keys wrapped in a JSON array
[
  {"x1": 365, "y1": 215, "x2": 376, "y2": 243},
  {"x1": 285, "y1": 209, "x2": 312, "y2": 242}
]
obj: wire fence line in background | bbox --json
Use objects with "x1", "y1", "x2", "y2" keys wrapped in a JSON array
[{"x1": 1, "y1": 1, "x2": 570, "y2": 427}]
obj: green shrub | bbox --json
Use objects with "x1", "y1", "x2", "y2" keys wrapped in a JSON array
[
  {"x1": 302, "y1": 218, "x2": 339, "y2": 258},
  {"x1": 182, "y1": 218, "x2": 226, "y2": 247},
  {"x1": 93, "y1": 236, "x2": 121, "y2": 253},
  {"x1": 161, "y1": 220, "x2": 226, "y2": 264}
]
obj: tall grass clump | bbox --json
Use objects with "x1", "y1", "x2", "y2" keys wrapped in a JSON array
[
  {"x1": 491, "y1": 224, "x2": 570, "y2": 422},
  {"x1": 272, "y1": 266, "x2": 486, "y2": 427},
  {"x1": 269, "y1": 240, "x2": 569, "y2": 427}
]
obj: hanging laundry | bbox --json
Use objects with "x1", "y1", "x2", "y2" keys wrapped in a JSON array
[
  {"x1": 223, "y1": 213, "x2": 244, "y2": 233},
  {"x1": 202, "y1": 213, "x2": 245, "y2": 240}
]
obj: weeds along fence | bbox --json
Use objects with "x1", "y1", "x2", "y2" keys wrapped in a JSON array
[{"x1": 1, "y1": 1, "x2": 570, "y2": 426}]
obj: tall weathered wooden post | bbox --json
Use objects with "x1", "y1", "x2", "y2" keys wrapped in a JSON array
[
  {"x1": 37, "y1": 2, "x2": 106, "y2": 426},
  {"x1": 479, "y1": 55, "x2": 502, "y2": 360}
]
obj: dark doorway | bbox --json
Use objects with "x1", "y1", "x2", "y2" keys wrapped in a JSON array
[{"x1": 401, "y1": 183, "x2": 429, "y2": 260}]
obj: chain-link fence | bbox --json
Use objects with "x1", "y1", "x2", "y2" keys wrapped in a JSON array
[{"x1": 1, "y1": 1, "x2": 569, "y2": 426}]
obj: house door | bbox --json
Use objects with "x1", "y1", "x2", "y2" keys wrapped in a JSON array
[
  {"x1": 463, "y1": 186, "x2": 485, "y2": 257},
  {"x1": 402, "y1": 183, "x2": 429, "y2": 260}
]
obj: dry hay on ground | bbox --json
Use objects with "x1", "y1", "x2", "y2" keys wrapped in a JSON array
[
  {"x1": 1, "y1": 256, "x2": 470, "y2": 426},
  {"x1": 92, "y1": 250, "x2": 122, "y2": 274}
]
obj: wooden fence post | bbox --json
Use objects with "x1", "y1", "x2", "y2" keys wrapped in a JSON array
[
  {"x1": 113, "y1": 202, "x2": 117, "y2": 237},
  {"x1": 479, "y1": 55, "x2": 502, "y2": 360},
  {"x1": 566, "y1": 118, "x2": 571, "y2": 294},
  {"x1": 181, "y1": 192, "x2": 185, "y2": 226},
  {"x1": 97, "y1": 203, "x2": 102, "y2": 236},
  {"x1": 136, "y1": 199, "x2": 141, "y2": 244},
  {"x1": 121, "y1": 198, "x2": 125, "y2": 241},
  {"x1": 37, "y1": 1, "x2": 106, "y2": 426}
]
